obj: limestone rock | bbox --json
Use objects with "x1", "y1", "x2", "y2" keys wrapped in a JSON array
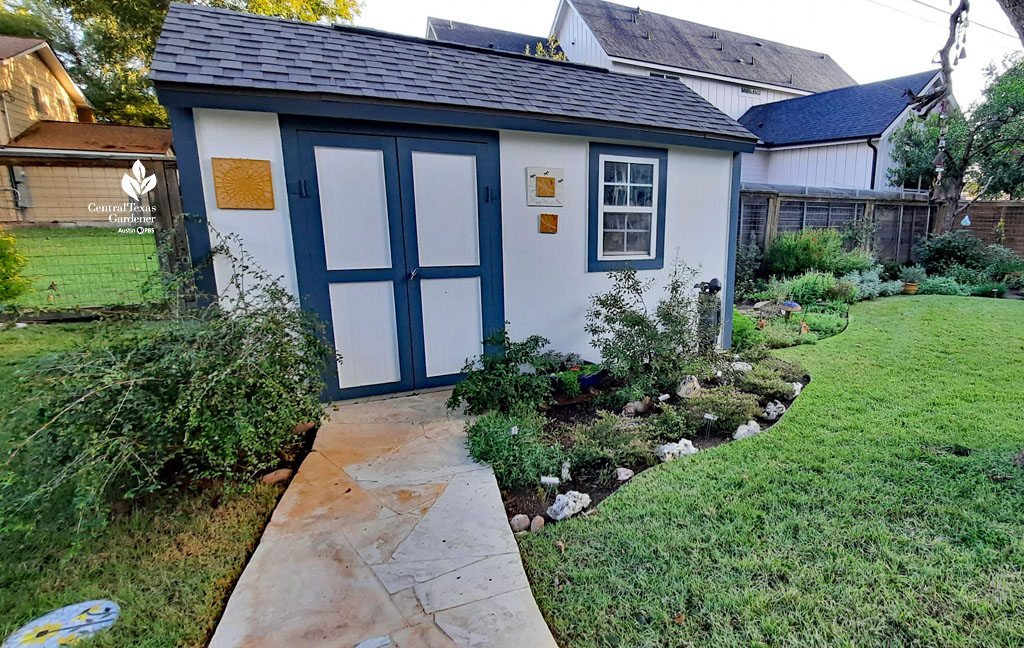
[
  {"x1": 546, "y1": 491, "x2": 591, "y2": 521},
  {"x1": 510, "y1": 514, "x2": 530, "y2": 532},
  {"x1": 763, "y1": 400, "x2": 786, "y2": 421},
  {"x1": 261, "y1": 468, "x2": 294, "y2": 484},
  {"x1": 622, "y1": 396, "x2": 653, "y2": 417},
  {"x1": 792, "y1": 382, "x2": 804, "y2": 397},
  {"x1": 676, "y1": 375, "x2": 701, "y2": 399},
  {"x1": 530, "y1": 515, "x2": 545, "y2": 532},
  {"x1": 730, "y1": 361, "x2": 753, "y2": 372},
  {"x1": 354, "y1": 636, "x2": 391, "y2": 648},
  {"x1": 655, "y1": 439, "x2": 698, "y2": 462},
  {"x1": 615, "y1": 467, "x2": 635, "y2": 481},
  {"x1": 732, "y1": 420, "x2": 762, "y2": 440}
]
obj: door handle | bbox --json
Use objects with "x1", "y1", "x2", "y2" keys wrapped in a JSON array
[{"x1": 409, "y1": 267, "x2": 420, "y2": 280}]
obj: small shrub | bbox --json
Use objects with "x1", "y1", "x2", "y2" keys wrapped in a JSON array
[
  {"x1": 842, "y1": 265, "x2": 883, "y2": 300},
  {"x1": 735, "y1": 365, "x2": 795, "y2": 401},
  {"x1": 447, "y1": 329, "x2": 553, "y2": 414},
  {"x1": 824, "y1": 279, "x2": 858, "y2": 304},
  {"x1": 983, "y1": 244, "x2": 1024, "y2": 277},
  {"x1": 761, "y1": 320, "x2": 800, "y2": 349},
  {"x1": 786, "y1": 271, "x2": 837, "y2": 305},
  {"x1": 568, "y1": 411, "x2": 659, "y2": 472},
  {"x1": 970, "y1": 281, "x2": 1008, "y2": 298},
  {"x1": 731, "y1": 308, "x2": 763, "y2": 352},
  {"x1": 756, "y1": 356, "x2": 808, "y2": 383},
  {"x1": 899, "y1": 265, "x2": 927, "y2": 284},
  {"x1": 1006, "y1": 272, "x2": 1024, "y2": 290},
  {"x1": 735, "y1": 243, "x2": 764, "y2": 298},
  {"x1": 942, "y1": 263, "x2": 989, "y2": 286},
  {"x1": 801, "y1": 312, "x2": 846, "y2": 337},
  {"x1": 881, "y1": 261, "x2": 903, "y2": 281},
  {"x1": 915, "y1": 231, "x2": 987, "y2": 273},
  {"x1": 806, "y1": 300, "x2": 849, "y2": 317},
  {"x1": 678, "y1": 387, "x2": 762, "y2": 433},
  {"x1": 918, "y1": 275, "x2": 972, "y2": 296},
  {"x1": 0, "y1": 227, "x2": 29, "y2": 303},
  {"x1": 764, "y1": 229, "x2": 873, "y2": 277},
  {"x1": 644, "y1": 406, "x2": 697, "y2": 443},
  {"x1": 466, "y1": 406, "x2": 564, "y2": 489},
  {"x1": 879, "y1": 280, "x2": 905, "y2": 297}
]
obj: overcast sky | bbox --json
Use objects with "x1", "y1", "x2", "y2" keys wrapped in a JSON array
[{"x1": 355, "y1": 0, "x2": 1022, "y2": 109}]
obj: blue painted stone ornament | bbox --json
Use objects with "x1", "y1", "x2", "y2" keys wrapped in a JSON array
[{"x1": 2, "y1": 600, "x2": 119, "y2": 647}]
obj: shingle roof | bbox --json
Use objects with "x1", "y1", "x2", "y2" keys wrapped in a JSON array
[
  {"x1": 0, "y1": 35, "x2": 44, "y2": 61},
  {"x1": 426, "y1": 17, "x2": 561, "y2": 56},
  {"x1": 151, "y1": 3, "x2": 754, "y2": 143},
  {"x1": 570, "y1": 0, "x2": 856, "y2": 93},
  {"x1": 9, "y1": 121, "x2": 174, "y2": 154},
  {"x1": 737, "y1": 70, "x2": 939, "y2": 147}
]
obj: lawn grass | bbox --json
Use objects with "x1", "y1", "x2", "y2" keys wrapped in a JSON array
[
  {"x1": 520, "y1": 296, "x2": 1024, "y2": 648},
  {"x1": 10, "y1": 226, "x2": 160, "y2": 309},
  {"x1": 0, "y1": 322, "x2": 283, "y2": 648}
]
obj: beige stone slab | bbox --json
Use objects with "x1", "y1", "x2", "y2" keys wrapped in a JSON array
[
  {"x1": 314, "y1": 422, "x2": 427, "y2": 465},
  {"x1": 208, "y1": 529, "x2": 407, "y2": 648},
  {"x1": 369, "y1": 483, "x2": 449, "y2": 515},
  {"x1": 371, "y1": 557, "x2": 485, "y2": 595},
  {"x1": 268, "y1": 452, "x2": 382, "y2": 529},
  {"x1": 390, "y1": 587, "x2": 432, "y2": 626},
  {"x1": 392, "y1": 623, "x2": 458, "y2": 648},
  {"x1": 433, "y1": 588, "x2": 560, "y2": 648},
  {"x1": 344, "y1": 431, "x2": 485, "y2": 488},
  {"x1": 343, "y1": 513, "x2": 423, "y2": 565},
  {"x1": 391, "y1": 469, "x2": 517, "y2": 562},
  {"x1": 414, "y1": 553, "x2": 529, "y2": 614}
]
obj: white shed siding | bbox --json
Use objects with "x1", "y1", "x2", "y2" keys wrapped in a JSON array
[
  {"x1": 741, "y1": 149, "x2": 770, "y2": 183},
  {"x1": 498, "y1": 130, "x2": 732, "y2": 359},
  {"x1": 757, "y1": 141, "x2": 875, "y2": 190},
  {"x1": 553, "y1": 2, "x2": 611, "y2": 68},
  {"x1": 192, "y1": 108, "x2": 300, "y2": 298}
]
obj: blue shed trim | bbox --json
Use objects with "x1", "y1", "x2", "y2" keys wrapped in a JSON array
[
  {"x1": 721, "y1": 150, "x2": 742, "y2": 349},
  {"x1": 587, "y1": 142, "x2": 668, "y2": 272},
  {"x1": 165, "y1": 106, "x2": 217, "y2": 299},
  {"x1": 155, "y1": 85, "x2": 756, "y2": 154}
]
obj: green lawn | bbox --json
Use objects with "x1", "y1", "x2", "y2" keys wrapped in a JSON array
[
  {"x1": 11, "y1": 227, "x2": 160, "y2": 309},
  {"x1": 0, "y1": 322, "x2": 282, "y2": 648},
  {"x1": 520, "y1": 296, "x2": 1024, "y2": 648}
]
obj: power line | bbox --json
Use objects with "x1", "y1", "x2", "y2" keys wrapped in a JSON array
[
  {"x1": 862, "y1": 0, "x2": 1019, "y2": 53},
  {"x1": 899, "y1": 0, "x2": 1021, "y2": 41}
]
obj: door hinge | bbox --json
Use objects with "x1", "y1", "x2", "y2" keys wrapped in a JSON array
[
  {"x1": 298, "y1": 179, "x2": 310, "y2": 198},
  {"x1": 485, "y1": 186, "x2": 493, "y2": 202}
]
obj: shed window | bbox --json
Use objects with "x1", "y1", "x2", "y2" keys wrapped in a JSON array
[
  {"x1": 588, "y1": 144, "x2": 667, "y2": 272},
  {"x1": 31, "y1": 86, "x2": 47, "y2": 116}
]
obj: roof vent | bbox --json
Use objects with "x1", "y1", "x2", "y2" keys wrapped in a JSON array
[
  {"x1": 750, "y1": 55, "x2": 755, "y2": 65},
  {"x1": 755, "y1": 41, "x2": 763, "y2": 46},
  {"x1": 631, "y1": 13, "x2": 638, "y2": 23},
  {"x1": 711, "y1": 30, "x2": 719, "y2": 39},
  {"x1": 448, "y1": 19, "x2": 453, "y2": 28},
  {"x1": 645, "y1": 29, "x2": 651, "y2": 40},
  {"x1": 636, "y1": 6, "x2": 642, "y2": 14}
]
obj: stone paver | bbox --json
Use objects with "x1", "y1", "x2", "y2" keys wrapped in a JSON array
[{"x1": 208, "y1": 390, "x2": 558, "y2": 648}]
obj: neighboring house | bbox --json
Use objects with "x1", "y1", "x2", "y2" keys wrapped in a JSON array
[
  {"x1": 426, "y1": 17, "x2": 561, "y2": 56},
  {"x1": 738, "y1": 70, "x2": 941, "y2": 192},
  {"x1": 151, "y1": 3, "x2": 756, "y2": 400},
  {"x1": 0, "y1": 34, "x2": 173, "y2": 224}
]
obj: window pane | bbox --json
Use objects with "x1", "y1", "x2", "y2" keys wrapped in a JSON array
[
  {"x1": 603, "y1": 212, "x2": 626, "y2": 229},
  {"x1": 625, "y1": 213, "x2": 651, "y2": 231},
  {"x1": 630, "y1": 163, "x2": 653, "y2": 184},
  {"x1": 629, "y1": 186, "x2": 653, "y2": 207},
  {"x1": 604, "y1": 161, "x2": 628, "y2": 183},
  {"x1": 625, "y1": 230, "x2": 652, "y2": 253},
  {"x1": 603, "y1": 231, "x2": 625, "y2": 254},
  {"x1": 603, "y1": 185, "x2": 628, "y2": 206}
]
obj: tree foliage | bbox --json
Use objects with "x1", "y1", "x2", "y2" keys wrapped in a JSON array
[
  {"x1": 0, "y1": 0, "x2": 361, "y2": 126},
  {"x1": 525, "y1": 34, "x2": 567, "y2": 61}
]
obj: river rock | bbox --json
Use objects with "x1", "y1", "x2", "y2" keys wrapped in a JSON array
[
  {"x1": 763, "y1": 400, "x2": 786, "y2": 421},
  {"x1": 561, "y1": 460, "x2": 572, "y2": 481},
  {"x1": 530, "y1": 515, "x2": 545, "y2": 532},
  {"x1": 676, "y1": 375, "x2": 701, "y2": 399},
  {"x1": 730, "y1": 361, "x2": 753, "y2": 372},
  {"x1": 547, "y1": 491, "x2": 591, "y2": 521},
  {"x1": 510, "y1": 514, "x2": 530, "y2": 532},
  {"x1": 622, "y1": 396, "x2": 653, "y2": 417},
  {"x1": 615, "y1": 467, "x2": 635, "y2": 481},
  {"x1": 261, "y1": 468, "x2": 294, "y2": 484},
  {"x1": 656, "y1": 439, "x2": 698, "y2": 462},
  {"x1": 732, "y1": 420, "x2": 762, "y2": 440},
  {"x1": 792, "y1": 382, "x2": 804, "y2": 397}
]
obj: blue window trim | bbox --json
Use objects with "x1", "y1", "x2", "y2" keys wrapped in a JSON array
[
  {"x1": 721, "y1": 151, "x2": 742, "y2": 348},
  {"x1": 587, "y1": 143, "x2": 668, "y2": 272}
]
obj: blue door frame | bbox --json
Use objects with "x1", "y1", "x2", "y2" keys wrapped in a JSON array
[{"x1": 280, "y1": 119, "x2": 504, "y2": 401}]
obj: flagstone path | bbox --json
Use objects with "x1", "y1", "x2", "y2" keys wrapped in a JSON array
[{"x1": 208, "y1": 390, "x2": 558, "y2": 648}]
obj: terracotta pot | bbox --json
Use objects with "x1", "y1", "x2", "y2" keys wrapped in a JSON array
[{"x1": 902, "y1": 282, "x2": 919, "y2": 295}]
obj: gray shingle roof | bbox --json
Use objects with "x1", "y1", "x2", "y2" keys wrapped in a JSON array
[
  {"x1": 426, "y1": 17, "x2": 561, "y2": 56},
  {"x1": 151, "y1": 3, "x2": 754, "y2": 142},
  {"x1": 571, "y1": 0, "x2": 856, "y2": 93},
  {"x1": 738, "y1": 70, "x2": 939, "y2": 147}
]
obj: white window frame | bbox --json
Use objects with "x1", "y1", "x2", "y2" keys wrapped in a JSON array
[{"x1": 596, "y1": 153, "x2": 660, "y2": 262}]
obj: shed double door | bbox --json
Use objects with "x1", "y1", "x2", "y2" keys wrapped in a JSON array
[{"x1": 291, "y1": 130, "x2": 502, "y2": 400}]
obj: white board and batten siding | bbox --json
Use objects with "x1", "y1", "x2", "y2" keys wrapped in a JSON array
[
  {"x1": 552, "y1": 2, "x2": 611, "y2": 68},
  {"x1": 498, "y1": 130, "x2": 733, "y2": 360},
  {"x1": 192, "y1": 108, "x2": 300, "y2": 298},
  {"x1": 742, "y1": 141, "x2": 876, "y2": 190}
]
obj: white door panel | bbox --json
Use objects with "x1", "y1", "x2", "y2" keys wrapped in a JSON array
[
  {"x1": 329, "y1": 281, "x2": 401, "y2": 388},
  {"x1": 411, "y1": 151, "x2": 480, "y2": 267},
  {"x1": 315, "y1": 146, "x2": 392, "y2": 270},
  {"x1": 419, "y1": 277, "x2": 483, "y2": 377}
]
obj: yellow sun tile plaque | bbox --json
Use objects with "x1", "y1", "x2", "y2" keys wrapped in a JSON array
[{"x1": 211, "y1": 158, "x2": 275, "y2": 210}]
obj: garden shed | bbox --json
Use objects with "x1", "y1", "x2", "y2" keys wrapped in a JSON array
[{"x1": 151, "y1": 3, "x2": 756, "y2": 400}]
